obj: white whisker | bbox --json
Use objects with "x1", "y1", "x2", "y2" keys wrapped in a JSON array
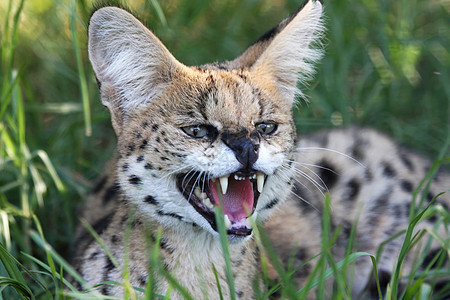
[
  {"x1": 296, "y1": 146, "x2": 366, "y2": 168},
  {"x1": 182, "y1": 170, "x2": 197, "y2": 194},
  {"x1": 280, "y1": 164, "x2": 322, "y2": 198},
  {"x1": 187, "y1": 172, "x2": 203, "y2": 203},
  {"x1": 286, "y1": 159, "x2": 339, "y2": 175},
  {"x1": 281, "y1": 164, "x2": 326, "y2": 197},
  {"x1": 285, "y1": 160, "x2": 329, "y2": 192},
  {"x1": 288, "y1": 189, "x2": 320, "y2": 213}
]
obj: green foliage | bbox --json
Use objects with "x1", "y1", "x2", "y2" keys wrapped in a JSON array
[{"x1": 0, "y1": 0, "x2": 448, "y2": 298}]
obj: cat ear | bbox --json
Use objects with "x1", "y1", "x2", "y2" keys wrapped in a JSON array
[
  {"x1": 88, "y1": 7, "x2": 184, "y2": 134},
  {"x1": 237, "y1": 0, "x2": 324, "y2": 103}
]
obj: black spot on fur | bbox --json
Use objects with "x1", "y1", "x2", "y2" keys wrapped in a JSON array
[
  {"x1": 128, "y1": 144, "x2": 135, "y2": 152},
  {"x1": 142, "y1": 121, "x2": 149, "y2": 128},
  {"x1": 405, "y1": 202, "x2": 412, "y2": 218},
  {"x1": 338, "y1": 221, "x2": 353, "y2": 242},
  {"x1": 101, "y1": 257, "x2": 116, "y2": 295},
  {"x1": 317, "y1": 160, "x2": 338, "y2": 189},
  {"x1": 111, "y1": 234, "x2": 119, "y2": 244},
  {"x1": 295, "y1": 247, "x2": 308, "y2": 261},
  {"x1": 92, "y1": 176, "x2": 107, "y2": 193},
  {"x1": 422, "y1": 248, "x2": 447, "y2": 269},
  {"x1": 400, "y1": 180, "x2": 413, "y2": 193},
  {"x1": 156, "y1": 136, "x2": 161, "y2": 143},
  {"x1": 399, "y1": 153, "x2": 414, "y2": 171},
  {"x1": 344, "y1": 179, "x2": 360, "y2": 202},
  {"x1": 152, "y1": 124, "x2": 159, "y2": 131},
  {"x1": 236, "y1": 290, "x2": 244, "y2": 298},
  {"x1": 296, "y1": 262, "x2": 312, "y2": 279},
  {"x1": 91, "y1": 213, "x2": 114, "y2": 236},
  {"x1": 392, "y1": 204, "x2": 403, "y2": 219},
  {"x1": 129, "y1": 175, "x2": 142, "y2": 185},
  {"x1": 351, "y1": 141, "x2": 365, "y2": 160},
  {"x1": 427, "y1": 213, "x2": 438, "y2": 223},
  {"x1": 160, "y1": 156, "x2": 170, "y2": 161},
  {"x1": 164, "y1": 138, "x2": 174, "y2": 146},
  {"x1": 161, "y1": 131, "x2": 166, "y2": 136},
  {"x1": 137, "y1": 155, "x2": 144, "y2": 162},
  {"x1": 88, "y1": 250, "x2": 101, "y2": 261},
  {"x1": 233, "y1": 259, "x2": 243, "y2": 267},
  {"x1": 382, "y1": 161, "x2": 396, "y2": 177},
  {"x1": 140, "y1": 139, "x2": 148, "y2": 149},
  {"x1": 367, "y1": 188, "x2": 392, "y2": 227},
  {"x1": 268, "y1": 287, "x2": 281, "y2": 299},
  {"x1": 103, "y1": 182, "x2": 120, "y2": 204},
  {"x1": 292, "y1": 182, "x2": 314, "y2": 213},
  {"x1": 131, "y1": 217, "x2": 143, "y2": 228},
  {"x1": 426, "y1": 192, "x2": 435, "y2": 203},
  {"x1": 157, "y1": 210, "x2": 183, "y2": 220},
  {"x1": 144, "y1": 195, "x2": 158, "y2": 205},
  {"x1": 120, "y1": 214, "x2": 128, "y2": 225},
  {"x1": 159, "y1": 238, "x2": 174, "y2": 254},
  {"x1": 144, "y1": 163, "x2": 153, "y2": 170},
  {"x1": 139, "y1": 275, "x2": 147, "y2": 287},
  {"x1": 375, "y1": 189, "x2": 391, "y2": 207},
  {"x1": 367, "y1": 270, "x2": 391, "y2": 298},
  {"x1": 122, "y1": 163, "x2": 129, "y2": 171},
  {"x1": 262, "y1": 198, "x2": 279, "y2": 210}
]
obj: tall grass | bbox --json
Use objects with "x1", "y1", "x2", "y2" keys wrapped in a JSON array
[{"x1": 0, "y1": 0, "x2": 448, "y2": 298}]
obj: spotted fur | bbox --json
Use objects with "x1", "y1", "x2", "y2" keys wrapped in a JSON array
[{"x1": 74, "y1": 1, "x2": 449, "y2": 298}]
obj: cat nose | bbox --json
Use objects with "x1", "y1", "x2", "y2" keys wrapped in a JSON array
[{"x1": 222, "y1": 132, "x2": 260, "y2": 169}]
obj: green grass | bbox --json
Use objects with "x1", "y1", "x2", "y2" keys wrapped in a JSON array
[{"x1": 0, "y1": 0, "x2": 449, "y2": 298}]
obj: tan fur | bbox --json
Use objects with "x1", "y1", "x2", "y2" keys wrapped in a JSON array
[{"x1": 74, "y1": 1, "x2": 449, "y2": 299}]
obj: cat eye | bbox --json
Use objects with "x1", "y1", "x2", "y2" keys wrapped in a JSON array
[
  {"x1": 181, "y1": 125, "x2": 210, "y2": 138},
  {"x1": 256, "y1": 122, "x2": 277, "y2": 135}
]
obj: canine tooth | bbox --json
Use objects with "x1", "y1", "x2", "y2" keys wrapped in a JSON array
[
  {"x1": 224, "y1": 215, "x2": 232, "y2": 229},
  {"x1": 219, "y1": 176, "x2": 228, "y2": 194},
  {"x1": 256, "y1": 172, "x2": 265, "y2": 193}
]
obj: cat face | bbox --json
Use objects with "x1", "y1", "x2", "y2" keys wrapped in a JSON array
[{"x1": 88, "y1": 0, "x2": 324, "y2": 239}]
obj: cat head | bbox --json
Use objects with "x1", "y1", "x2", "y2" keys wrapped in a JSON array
[{"x1": 88, "y1": 0, "x2": 324, "y2": 240}]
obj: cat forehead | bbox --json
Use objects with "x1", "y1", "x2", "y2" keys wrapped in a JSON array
[{"x1": 152, "y1": 67, "x2": 288, "y2": 125}]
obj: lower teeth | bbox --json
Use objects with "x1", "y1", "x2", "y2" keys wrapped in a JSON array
[
  {"x1": 203, "y1": 198, "x2": 214, "y2": 209},
  {"x1": 224, "y1": 215, "x2": 232, "y2": 229}
]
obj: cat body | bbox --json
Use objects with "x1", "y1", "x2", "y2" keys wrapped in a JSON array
[{"x1": 74, "y1": 1, "x2": 449, "y2": 298}]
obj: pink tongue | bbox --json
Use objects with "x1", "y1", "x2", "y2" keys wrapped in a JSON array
[{"x1": 210, "y1": 177, "x2": 254, "y2": 222}]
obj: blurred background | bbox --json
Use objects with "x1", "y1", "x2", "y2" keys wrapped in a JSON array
[{"x1": 0, "y1": 0, "x2": 449, "y2": 296}]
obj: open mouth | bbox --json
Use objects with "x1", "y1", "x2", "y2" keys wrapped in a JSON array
[{"x1": 176, "y1": 170, "x2": 266, "y2": 236}]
